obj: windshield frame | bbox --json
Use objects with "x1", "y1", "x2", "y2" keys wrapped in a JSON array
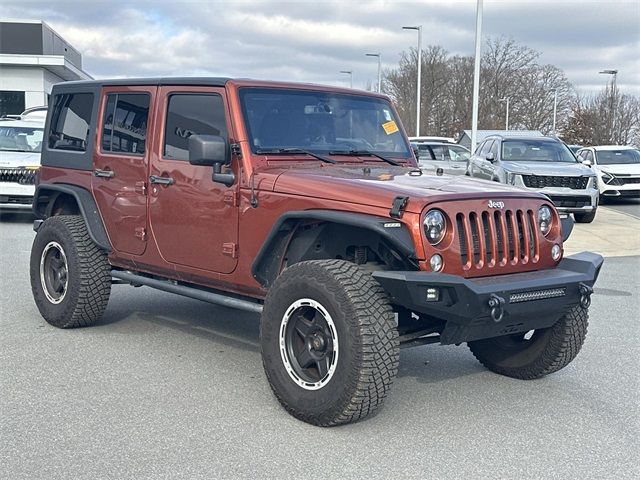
[
  {"x1": 238, "y1": 87, "x2": 412, "y2": 162},
  {"x1": 501, "y1": 139, "x2": 578, "y2": 164}
]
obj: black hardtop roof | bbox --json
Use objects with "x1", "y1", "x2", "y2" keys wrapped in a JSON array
[{"x1": 54, "y1": 77, "x2": 232, "y2": 89}]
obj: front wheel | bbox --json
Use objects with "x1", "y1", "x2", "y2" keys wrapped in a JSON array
[
  {"x1": 468, "y1": 305, "x2": 588, "y2": 379},
  {"x1": 260, "y1": 260, "x2": 399, "y2": 426}
]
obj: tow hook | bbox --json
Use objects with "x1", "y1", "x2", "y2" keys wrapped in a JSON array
[
  {"x1": 488, "y1": 294, "x2": 506, "y2": 323},
  {"x1": 579, "y1": 283, "x2": 593, "y2": 309}
]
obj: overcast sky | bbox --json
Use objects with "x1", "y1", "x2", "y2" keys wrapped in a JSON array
[{"x1": 4, "y1": 0, "x2": 640, "y2": 95}]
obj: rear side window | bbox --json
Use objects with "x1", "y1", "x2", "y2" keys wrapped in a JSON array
[
  {"x1": 101, "y1": 93, "x2": 150, "y2": 155},
  {"x1": 48, "y1": 93, "x2": 94, "y2": 151},
  {"x1": 163, "y1": 94, "x2": 227, "y2": 160}
]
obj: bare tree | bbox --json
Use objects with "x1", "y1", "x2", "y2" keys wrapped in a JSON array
[{"x1": 564, "y1": 88, "x2": 640, "y2": 146}]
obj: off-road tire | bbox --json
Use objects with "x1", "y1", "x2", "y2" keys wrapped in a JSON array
[
  {"x1": 260, "y1": 260, "x2": 399, "y2": 426},
  {"x1": 30, "y1": 215, "x2": 111, "y2": 328},
  {"x1": 468, "y1": 305, "x2": 588, "y2": 379},
  {"x1": 574, "y1": 210, "x2": 596, "y2": 223}
]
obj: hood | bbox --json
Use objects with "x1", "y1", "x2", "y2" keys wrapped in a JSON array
[
  {"x1": 270, "y1": 164, "x2": 544, "y2": 213},
  {"x1": 0, "y1": 151, "x2": 41, "y2": 168},
  {"x1": 597, "y1": 163, "x2": 640, "y2": 175},
  {"x1": 501, "y1": 161, "x2": 594, "y2": 177}
]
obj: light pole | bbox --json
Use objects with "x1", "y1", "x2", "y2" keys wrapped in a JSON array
[
  {"x1": 599, "y1": 69, "x2": 618, "y2": 141},
  {"x1": 340, "y1": 70, "x2": 353, "y2": 88},
  {"x1": 365, "y1": 53, "x2": 381, "y2": 93},
  {"x1": 402, "y1": 25, "x2": 422, "y2": 137},
  {"x1": 552, "y1": 88, "x2": 558, "y2": 134},
  {"x1": 499, "y1": 97, "x2": 509, "y2": 130},
  {"x1": 470, "y1": 0, "x2": 483, "y2": 153}
]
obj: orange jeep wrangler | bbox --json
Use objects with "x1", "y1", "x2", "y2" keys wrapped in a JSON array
[{"x1": 30, "y1": 78, "x2": 602, "y2": 426}]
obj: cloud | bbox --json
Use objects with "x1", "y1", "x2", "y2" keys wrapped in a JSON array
[{"x1": 2, "y1": 0, "x2": 639, "y2": 94}]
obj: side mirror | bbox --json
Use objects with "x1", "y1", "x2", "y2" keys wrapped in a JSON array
[
  {"x1": 581, "y1": 159, "x2": 593, "y2": 166},
  {"x1": 189, "y1": 134, "x2": 235, "y2": 186},
  {"x1": 485, "y1": 152, "x2": 495, "y2": 162}
]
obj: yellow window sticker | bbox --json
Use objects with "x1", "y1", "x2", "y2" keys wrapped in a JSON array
[{"x1": 382, "y1": 120, "x2": 399, "y2": 135}]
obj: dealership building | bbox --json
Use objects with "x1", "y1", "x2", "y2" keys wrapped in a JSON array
[{"x1": 0, "y1": 20, "x2": 92, "y2": 117}]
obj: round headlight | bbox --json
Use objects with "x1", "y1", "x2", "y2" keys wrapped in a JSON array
[
  {"x1": 538, "y1": 205, "x2": 553, "y2": 236},
  {"x1": 424, "y1": 209, "x2": 446, "y2": 245}
]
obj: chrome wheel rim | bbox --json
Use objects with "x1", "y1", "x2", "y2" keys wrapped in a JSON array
[
  {"x1": 40, "y1": 241, "x2": 68, "y2": 304},
  {"x1": 279, "y1": 298, "x2": 339, "y2": 390}
]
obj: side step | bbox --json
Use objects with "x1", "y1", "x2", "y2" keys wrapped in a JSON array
[{"x1": 110, "y1": 270, "x2": 264, "y2": 314}]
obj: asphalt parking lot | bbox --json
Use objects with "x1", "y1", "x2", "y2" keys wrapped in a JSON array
[{"x1": 1, "y1": 207, "x2": 639, "y2": 480}]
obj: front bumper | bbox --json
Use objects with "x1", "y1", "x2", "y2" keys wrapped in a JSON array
[
  {"x1": 373, "y1": 252, "x2": 603, "y2": 345},
  {"x1": 513, "y1": 177, "x2": 599, "y2": 213},
  {"x1": 0, "y1": 183, "x2": 35, "y2": 209}
]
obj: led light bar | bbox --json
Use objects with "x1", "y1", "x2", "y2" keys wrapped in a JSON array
[{"x1": 509, "y1": 288, "x2": 566, "y2": 304}]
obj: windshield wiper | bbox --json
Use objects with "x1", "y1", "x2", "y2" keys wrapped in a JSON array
[
  {"x1": 256, "y1": 148, "x2": 337, "y2": 164},
  {"x1": 328, "y1": 149, "x2": 401, "y2": 166}
]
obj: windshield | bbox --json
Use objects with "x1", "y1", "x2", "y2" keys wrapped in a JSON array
[
  {"x1": 0, "y1": 125, "x2": 44, "y2": 152},
  {"x1": 239, "y1": 88, "x2": 411, "y2": 159},
  {"x1": 596, "y1": 149, "x2": 640, "y2": 165},
  {"x1": 502, "y1": 139, "x2": 576, "y2": 163}
]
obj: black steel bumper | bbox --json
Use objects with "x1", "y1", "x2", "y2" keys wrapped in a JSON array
[{"x1": 373, "y1": 252, "x2": 604, "y2": 345}]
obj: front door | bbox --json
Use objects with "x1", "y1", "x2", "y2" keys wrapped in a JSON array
[
  {"x1": 148, "y1": 87, "x2": 239, "y2": 274},
  {"x1": 92, "y1": 87, "x2": 155, "y2": 255}
]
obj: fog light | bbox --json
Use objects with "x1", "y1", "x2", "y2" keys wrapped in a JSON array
[
  {"x1": 430, "y1": 254, "x2": 443, "y2": 272},
  {"x1": 551, "y1": 244, "x2": 562, "y2": 261},
  {"x1": 426, "y1": 287, "x2": 440, "y2": 302}
]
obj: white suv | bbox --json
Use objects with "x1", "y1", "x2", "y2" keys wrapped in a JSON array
[
  {"x1": 576, "y1": 146, "x2": 640, "y2": 200},
  {"x1": 0, "y1": 118, "x2": 45, "y2": 210}
]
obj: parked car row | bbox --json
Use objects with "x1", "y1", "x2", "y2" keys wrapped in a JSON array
[{"x1": 411, "y1": 135, "x2": 639, "y2": 225}]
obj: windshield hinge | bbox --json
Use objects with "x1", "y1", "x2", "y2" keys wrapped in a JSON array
[
  {"x1": 389, "y1": 196, "x2": 409, "y2": 218},
  {"x1": 231, "y1": 143, "x2": 242, "y2": 158}
]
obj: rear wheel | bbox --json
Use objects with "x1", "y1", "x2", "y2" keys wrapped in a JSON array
[
  {"x1": 468, "y1": 305, "x2": 588, "y2": 379},
  {"x1": 260, "y1": 260, "x2": 399, "y2": 426},
  {"x1": 30, "y1": 215, "x2": 111, "y2": 328},
  {"x1": 574, "y1": 210, "x2": 596, "y2": 223}
]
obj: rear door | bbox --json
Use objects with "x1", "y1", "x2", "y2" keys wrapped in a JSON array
[
  {"x1": 147, "y1": 86, "x2": 239, "y2": 274},
  {"x1": 92, "y1": 87, "x2": 155, "y2": 255}
]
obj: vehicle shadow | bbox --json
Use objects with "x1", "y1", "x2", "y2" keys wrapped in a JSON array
[
  {"x1": 96, "y1": 285, "x2": 261, "y2": 352},
  {"x1": 397, "y1": 345, "x2": 485, "y2": 384}
]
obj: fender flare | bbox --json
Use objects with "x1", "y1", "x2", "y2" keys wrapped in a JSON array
[
  {"x1": 251, "y1": 210, "x2": 417, "y2": 288},
  {"x1": 33, "y1": 184, "x2": 112, "y2": 252}
]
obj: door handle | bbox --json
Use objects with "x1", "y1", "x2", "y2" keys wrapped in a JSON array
[
  {"x1": 94, "y1": 168, "x2": 115, "y2": 178},
  {"x1": 149, "y1": 175, "x2": 175, "y2": 186}
]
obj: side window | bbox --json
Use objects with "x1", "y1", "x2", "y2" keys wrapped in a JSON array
[
  {"x1": 474, "y1": 141, "x2": 486, "y2": 155},
  {"x1": 48, "y1": 93, "x2": 94, "y2": 151},
  {"x1": 417, "y1": 145, "x2": 434, "y2": 160},
  {"x1": 584, "y1": 151, "x2": 594, "y2": 163},
  {"x1": 576, "y1": 151, "x2": 586, "y2": 160},
  {"x1": 164, "y1": 94, "x2": 228, "y2": 160},
  {"x1": 101, "y1": 93, "x2": 150, "y2": 155},
  {"x1": 430, "y1": 145, "x2": 448, "y2": 161},
  {"x1": 480, "y1": 140, "x2": 494, "y2": 155},
  {"x1": 489, "y1": 140, "x2": 499, "y2": 157}
]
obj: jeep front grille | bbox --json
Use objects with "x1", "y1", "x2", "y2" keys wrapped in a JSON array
[
  {"x1": 522, "y1": 175, "x2": 588, "y2": 190},
  {"x1": 456, "y1": 209, "x2": 539, "y2": 270},
  {"x1": 0, "y1": 168, "x2": 37, "y2": 185}
]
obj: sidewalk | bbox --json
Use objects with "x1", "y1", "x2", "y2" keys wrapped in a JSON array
[{"x1": 564, "y1": 207, "x2": 640, "y2": 257}]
